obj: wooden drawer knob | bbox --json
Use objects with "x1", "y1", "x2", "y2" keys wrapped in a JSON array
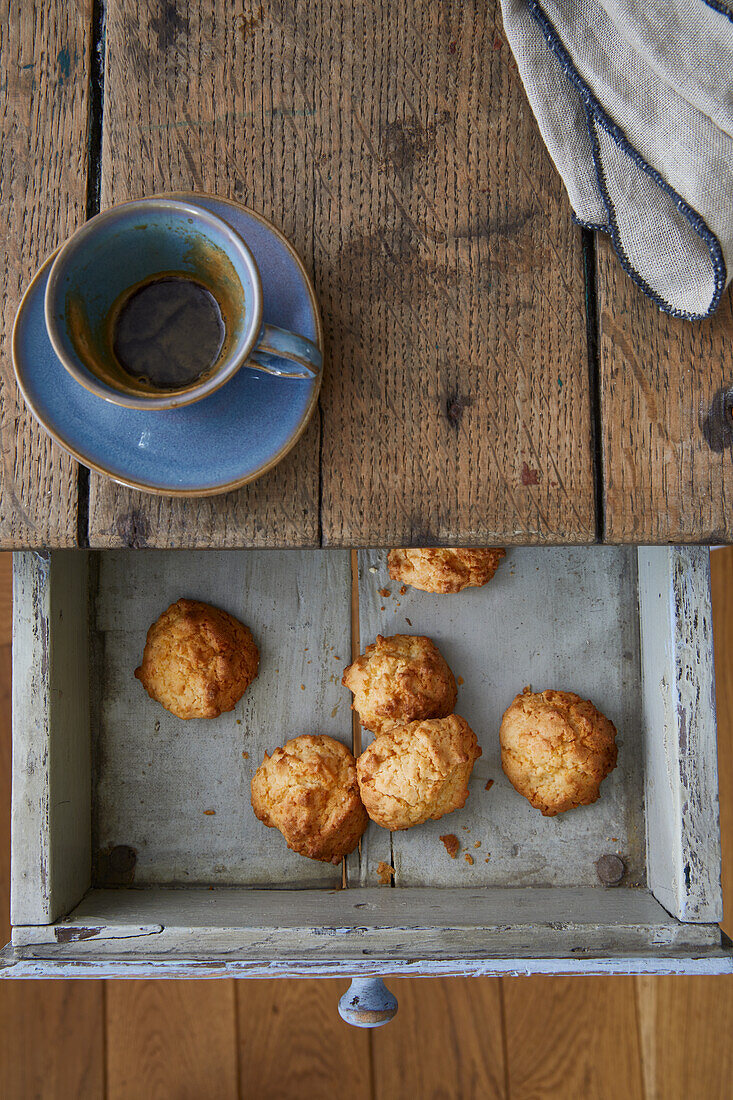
[{"x1": 338, "y1": 978, "x2": 398, "y2": 1028}]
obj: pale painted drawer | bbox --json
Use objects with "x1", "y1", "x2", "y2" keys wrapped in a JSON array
[{"x1": 1, "y1": 548, "x2": 730, "y2": 1005}]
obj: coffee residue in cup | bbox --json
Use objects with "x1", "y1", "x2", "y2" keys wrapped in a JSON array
[{"x1": 112, "y1": 275, "x2": 226, "y2": 390}]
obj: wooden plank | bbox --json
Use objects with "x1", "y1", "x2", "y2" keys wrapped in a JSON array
[
  {"x1": 638, "y1": 547, "x2": 721, "y2": 921},
  {"x1": 503, "y1": 976, "x2": 644, "y2": 1100},
  {"x1": 107, "y1": 980, "x2": 238, "y2": 1100},
  {"x1": 710, "y1": 546, "x2": 733, "y2": 934},
  {"x1": 598, "y1": 241, "x2": 733, "y2": 541},
  {"x1": 635, "y1": 976, "x2": 733, "y2": 1100},
  {"x1": 236, "y1": 979, "x2": 371, "y2": 1099},
  {"x1": 14, "y1": 885, "x2": 721, "y2": 964},
  {"x1": 0, "y1": 0, "x2": 84, "y2": 547},
  {"x1": 90, "y1": 0, "x2": 595, "y2": 548},
  {"x1": 89, "y1": 0, "x2": 322, "y2": 548},
  {"x1": 11, "y1": 552, "x2": 91, "y2": 925},
  {"x1": 0, "y1": 983, "x2": 106, "y2": 1099},
  {"x1": 372, "y1": 977, "x2": 506, "y2": 1099},
  {"x1": 0, "y1": 558, "x2": 10, "y2": 946},
  {"x1": 319, "y1": 0, "x2": 594, "y2": 547},
  {"x1": 356, "y1": 548, "x2": 645, "y2": 888},
  {"x1": 93, "y1": 550, "x2": 351, "y2": 887}
]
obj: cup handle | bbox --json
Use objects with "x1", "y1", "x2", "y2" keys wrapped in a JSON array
[{"x1": 247, "y1": 324, "x2": 322, "y2": 379}]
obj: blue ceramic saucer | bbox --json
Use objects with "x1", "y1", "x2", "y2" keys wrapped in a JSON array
[{"x1": 13, "y1": 195, "x2": 322, "y2": 496}]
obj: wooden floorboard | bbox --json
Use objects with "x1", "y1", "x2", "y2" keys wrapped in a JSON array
[
  {"x1": 502, "y1": 976, "x2": 645, "y2": 1099},
  {"x1": 371, "y1": 977, "x2": 506, "y2": 1100},
  {"x1": 1, "y1": 550, "x2": 733, "y2": 1097},
  {"x1": 106, "y1": 980, "x2": 238, "y2": 1100},
  {"x1": 236, "y1": 979, "x2": 372, "y2": 1100}
]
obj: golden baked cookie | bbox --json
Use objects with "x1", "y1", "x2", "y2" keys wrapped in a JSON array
[
  {"x1": 388, "y1": 548, "x2": 506, "y2": 594},
  {"x1": 251, "y1": 735, "x2": 368, "y2": 863},
  {"x1": 135, "y1": 598, "x2": 259, "y2": 719},
  {"x1": 500, "y1": 688, "x2": 618, "y2": 816},
  {"x1": 356, "y1": 715, "x2": 482, "y2": 830},
  {"x1": 342, "y1": 633, "x2": 457, "y2": 737}
]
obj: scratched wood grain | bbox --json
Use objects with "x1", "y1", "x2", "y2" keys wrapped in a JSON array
[
  {"x1": 107, "y1": 980, "x2": 239, "y2": 1100},
  {"x1": 598, "y1": 241, "x2": 733, "y2": 541},
  {"x1": 372, "y1": 977, "x2": 506, "y2": 1100},
  {"x1": 89, "y1": 0, "x2": 594, "y2": 547},
  {"x1": 236, "y1": 979, "x2": 371, "y2": 1099},
  {"x1": 0, "y1": 1, "x2": 84, "y2": 547}
]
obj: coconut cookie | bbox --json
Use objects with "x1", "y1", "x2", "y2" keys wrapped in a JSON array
[
  {"x1": 342, "y1": 633, "x2": 457, "y2": 737},
  {"x1": 251, "y1": 735, "x2": 368, "y2": 863},
  {"x1": 387, "y1": 548, "x2": 506, "y2": 594},
  {"x1": 500, "y1": 688, "x2": 618, "y2": 816},
  {"x1": 135, "y1": 598, "x2": 259, "y2": 719},
  {"x1": 356, "y1": 715, "x2": 481, "y2": 830}
]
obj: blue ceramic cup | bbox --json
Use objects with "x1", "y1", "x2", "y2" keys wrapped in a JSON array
[{"x1": 44, "y1": 197, "x2": 322, "y2": 411}]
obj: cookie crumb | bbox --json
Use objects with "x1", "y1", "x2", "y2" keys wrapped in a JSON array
[
  {"x1": 203, "y1": 809, "x2": 216, "y2": 815},
  {"x1": 380, "y1": 606, "x2": 385, "y2": 611},
  {"x1": 379, "y1": 587, "x2": 391, "y2": 598},
  {"x1": 369, "y1": 565, "x2": 378, "y2": 574},
  {"x1": 400, "y1": 585, "x2": 407, "y2": 595},
  {"x1": 485, "y1": 779, "x2": 494, "y2": 791},
  {"x1": 457, "y1": 676, "x2": 464, "y2": 686},
  {"x1": 377, "y1": 861, "x2": 395, "y2": 885},
  {"x1": 301, "y1": 684, "x2": 305, "y2": 690},
  {"x1": 440, "y1": 833, "x2": 460, "y2": 859},
  {"x1": 242, "y1": 751, "x2": 249, "y2": 759},
  {"x1": 236, "y1": 719, "x2": 241, "y2": 725},
  {"x1": 461, "y1": 825, "x2": 470, "y2": 831},
  {"x1": 464, "y1": 853, "x2": 474, "y2": 865},
  {"x1": 474, "y1": 840, "x2": 481, "y2": 848}
]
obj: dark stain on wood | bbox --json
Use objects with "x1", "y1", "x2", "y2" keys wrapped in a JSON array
[
  {"x1": 383, "y1": 119, "x2": 426, "y2": 169},
  {"x1": 446, "y1": 393, "x2": 473, "y2": 427},
  {"x1": 521, "y1": 462, "x2": 539, "y2": 486},
  {"x1": 700, "y1": 387, "x2": 733, "y2": 453},
  {"x1": 149, "y1": 0, "x2": 189, "y2": 53},
  {"x1": 94, "y1": 844, "x2": 137, "y2": 886},
  {"x1": 453, "y1": 209, "x2": 537, "y2": 241},
  {"x1": 116, "y1": 511, "x2": 149, "y2": 548},
  {"x1": 55, "y1": 925, "x2": 103, "y2": 944}
]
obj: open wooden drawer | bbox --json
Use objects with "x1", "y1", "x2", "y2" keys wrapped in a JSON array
[{"x1": 1, "y1": 547, "x2": 730, "y2": 1013}]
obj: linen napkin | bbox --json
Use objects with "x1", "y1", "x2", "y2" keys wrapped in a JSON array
[{"x1": 500, "y1": 0, "x2": 733, "y2": 319}]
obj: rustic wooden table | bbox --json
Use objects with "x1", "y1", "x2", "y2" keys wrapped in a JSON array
[{"x1": 3, "y1": 1, "x2": 733, "y2": 549}]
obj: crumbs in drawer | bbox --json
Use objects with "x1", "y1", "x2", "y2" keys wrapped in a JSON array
[
  {"x1": 440, "y1": 833, "x2": 460, "y2": 859},
  {"x1": 377, "y1": 861, "x2": 395, "y2": 885}
]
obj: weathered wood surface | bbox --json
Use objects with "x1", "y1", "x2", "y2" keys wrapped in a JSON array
[
  {"x1": 88, "y1": 0, "x2": 594, "y2": 548},
  {"x1": 94, "y1": 550, "x2": 351, "y2": 887},
  {"x1": 0, "y1": 1, "x2": 84, "y2": 547},
  {"x1": 11, "y1": 552, "x2": 91, "y2": 925},
  {"x1": 356, "y1": 547, "x2": 645, "y2": 888},
  {"x1": 638, "y1": 547, "x2": 722, "y2": 921},
  {"x1": 598, "y1": 241, "x2": 733, "y2": 542}
]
